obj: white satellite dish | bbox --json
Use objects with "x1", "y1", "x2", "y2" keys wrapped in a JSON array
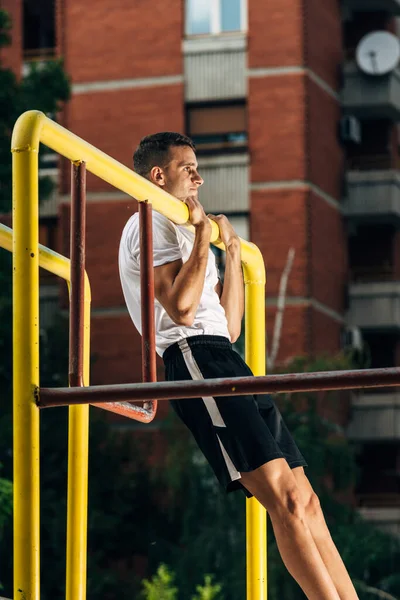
[{"x1": 356, "y1": 31, "x2": 400, "y2": 76}]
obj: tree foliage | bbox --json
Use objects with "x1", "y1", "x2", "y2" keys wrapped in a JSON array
[
  {"x1": 0, "y1": 8, "x2": 70, "y2": 213},
  {"x1": 140, "y1": 565, "x2": 223, "y2": 600}
]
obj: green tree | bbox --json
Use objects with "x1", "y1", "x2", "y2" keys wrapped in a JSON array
[
  {"x1": 140, "y1": 565, "x2": 223, "y2": 600},
  {"x1": 0, "y1": 8, "x2": 70, "y2": 214},
  {"x1": 192, "y1": 575, "x2": 223, "y2": 600},
  {"x1": 141, "y1": 564, "x2": 178, "y2": 600}
]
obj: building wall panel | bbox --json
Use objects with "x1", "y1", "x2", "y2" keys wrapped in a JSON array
[{"x1": 63, "y1": 0, "x2": 182, "y2": 82}]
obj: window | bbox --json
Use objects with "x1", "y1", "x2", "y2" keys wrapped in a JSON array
[
  {"x1": 186, "y1": 0, "x2": 246, "y2": 36},
  {"x1": 23, "y1": 0, "x2": 56, "y2": 60},
  {"x1": 187, "y1": 102, "x2": 247, "y2": 153}
]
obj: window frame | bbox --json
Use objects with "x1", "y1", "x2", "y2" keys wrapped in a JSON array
[
  {"x1": 185, "y1": 0, "x2": 247, "y2": 37},
  {"x1": 185, "y1": 99, "x2": 248, "y2": 155}
]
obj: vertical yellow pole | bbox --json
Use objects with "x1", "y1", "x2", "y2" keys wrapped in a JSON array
[
  {"x1": 245, "y1": 279, "x2": 267, "y2": 600},
  {"x1": 65, "y1": 284, "x2": 91, "y2": 600},
  {"x1": 12, "y1": 145, "x2": 40, "y2": 599}
]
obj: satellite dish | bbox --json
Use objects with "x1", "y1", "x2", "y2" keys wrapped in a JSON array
[{"x1": 356, "y1": 31, "x2": 400, "y2": 76}]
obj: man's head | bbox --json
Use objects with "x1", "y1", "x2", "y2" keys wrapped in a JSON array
[{"x1": 133, "y1": 132, "x2": 203, "y2": 201}]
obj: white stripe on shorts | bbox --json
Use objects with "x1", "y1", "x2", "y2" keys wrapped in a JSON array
[{"x1": 178, "y1": 339, "x2": 241, "y2": 483}]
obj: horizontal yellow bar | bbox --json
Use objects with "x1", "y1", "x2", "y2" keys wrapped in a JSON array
[
  {"x1": 11, "y1": 111, "x2": 265, "y2": 285},
  {"x1": 0, "y1": 222, "x2": 91, "y2": 299}
]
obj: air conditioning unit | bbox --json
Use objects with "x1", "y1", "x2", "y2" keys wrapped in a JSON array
[
  {"x1": 339, "y1": 115, "x2": 362, "y2": 146},
  {"x1": 341, "y1": 326, "x2": 364, "y2": 351}
]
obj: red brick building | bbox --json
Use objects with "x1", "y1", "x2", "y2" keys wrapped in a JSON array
[{"x1": 2, "y1": 0, "x2": 400, "y2": 534}]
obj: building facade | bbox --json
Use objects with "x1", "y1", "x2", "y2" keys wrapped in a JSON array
[{"x1": 2, "y1": 0, "x2": 400, "y2": 533}]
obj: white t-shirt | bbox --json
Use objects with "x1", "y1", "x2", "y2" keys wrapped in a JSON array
[{"x1": 119, "y1": 210, "x2": 230, "y2": 356}]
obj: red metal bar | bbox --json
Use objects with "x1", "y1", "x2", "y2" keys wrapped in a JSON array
[
  {"x1": 69, "y1": 162, "x2": 153, "y2": 422},
  {"x1": 138, "y1": 200, "x2": 157, "y2": 420},
  {"x1": 69, "y1": 162, "x2": 86, "y2": 388},
  {"x1": 92, "y1": 202, "x2": 157, "y2": 422},
  {"x1": 93, "y1": 400, "x2": 156, "y2": 423},
  {"x1": 38, "y1": 365, "x2": 400, "y2": 408}
]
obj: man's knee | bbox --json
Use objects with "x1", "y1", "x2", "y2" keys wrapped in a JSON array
[
  {"x1": 305, "y1": 491, "x2": 325, "y2": 523},
  {"x1": 269, "y1": 485, "x2": 307, "y2": 525}
]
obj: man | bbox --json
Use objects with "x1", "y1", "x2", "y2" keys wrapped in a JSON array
[{"x1": 119, "y1": 132, "x2": 358, "y2": 600}]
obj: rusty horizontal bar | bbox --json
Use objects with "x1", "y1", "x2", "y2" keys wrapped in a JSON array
[
  {"x1": 94, "y1": 400, "x2": 156, "y2": 423},
  {"x1": 38, "y1": 366, "x2": 400, "y2": 408}
]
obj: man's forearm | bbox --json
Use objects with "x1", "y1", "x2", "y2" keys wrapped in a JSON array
[
  {"x1": 220, "y1": 241, "x2": 244, "y2": 342},
  {"x1": 170, "y1": 221, "x2": 211, "y2": 324}
]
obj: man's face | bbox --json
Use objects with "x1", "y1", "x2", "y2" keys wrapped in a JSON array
[{"x1": 153, "y1": 145, "x2": 204, "y2": 202}]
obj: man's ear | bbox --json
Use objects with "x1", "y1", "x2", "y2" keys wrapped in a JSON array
[{"x1": 149, "y1": 166, "x2": 166, "y2": 187}]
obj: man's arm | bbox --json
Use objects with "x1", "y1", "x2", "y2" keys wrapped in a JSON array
[
  {"x1": 153, "y1": 197, "x2": 211, "y2": 326},
  {"x1": 211, "y1": 215, "x2": 244, "y2": 343}
]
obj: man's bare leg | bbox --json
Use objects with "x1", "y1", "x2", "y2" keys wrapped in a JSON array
[
  {"x1": 292, "y1": 467, "x2": 358, "y2": 600},
  {"x1": 240, "y1": 459, "x2": 341, "y2": 600}
]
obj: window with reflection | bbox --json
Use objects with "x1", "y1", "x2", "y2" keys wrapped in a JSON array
[{"x1": 186, "y1": 0, "x2": 246, "y2": 36}]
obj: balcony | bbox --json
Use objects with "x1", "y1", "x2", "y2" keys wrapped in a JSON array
[
  {"x1": 343, "y1": 170, "x2": 400, "y2": 225},
  {"x1": 347, "y1": 392, "x2": 400, "y2": 441},
  {"x1": 39, "y1": 155, "x2": 59, "y2": 218},
  {"x1": 183, "y1": 34, "x2": 246, "y2": 102},
  {"x1": 341, "y1": 61, "x2": 400, "y2": 120},
  {"x1": 347, "y1": 281, "x2": 400, "y2": 331},
  {"x1": 343, "y1": 0, "x2": 400, "y2": 14},
  {"x1": 39, "y1": 285, "x2": 59, "y2": 331},
  {"x1": 358, "y1": 506, "x2": 400, "y2": 537}
]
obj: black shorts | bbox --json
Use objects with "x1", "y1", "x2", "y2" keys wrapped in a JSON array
[{"x1": 163, "y1": 335, "x2": 307, "y2": 497}]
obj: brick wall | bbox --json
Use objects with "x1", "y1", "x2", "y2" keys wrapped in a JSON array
[
  {"x1": 304, "y1": 0, "x2": 342, "y2": 90},
  {"x1": 251, "y1": 188, "x2": 309, "y2": 298},
  {"x1": 61, "y1": 0, "x2": 183, "y2": 82},
  {"x1": 0, "y1": 0, "x2": 22, "y2": 75},
  {"x1": 248, "y1": 2, "x2": 346, "y2": 362},
  {"x1": 267, "y1": 305, "x2": 310, "y2": 363},
  {"x1": 309, "y1": 191, "x2": 347, "y2": 313},
  {"x1": 249, "y1": 75, "x2": 307, "y2": 183},
  {"x1": 60, "y1": 84, "x2": 184, "y2": 194},
  {"x1": 60, "y1": 200, "x2": 139, "y2": 309},
  {"x1": 248, "y1": 0, "x2": 304, "y2": 68},
  {"x1": 307, "y1": 78, "x2": 343, "y2": 198}
]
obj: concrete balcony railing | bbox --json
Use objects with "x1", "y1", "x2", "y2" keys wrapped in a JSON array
[
  {"x1": 342, "y1": 0, "x2": 400, "y2": 14},
  {"x1": 341, "y1": 61, "x2": 400, "y2": 120},
  {"x1": 343, "y1": 170, "x2": 400, "y2": 225},
  {"x1": 39, "y1": 285, "x2": 60, "y2": 331},
  {"x1": 183, "y1": 33, "x2": 246, "y2": 102},
  {"x1": 39, "y1": 165, "x2": 59, "y2": 218},
  {"x1": 347, "y1": 392, "x2": 400, "y2": 441},
  {"x1": 347, "y1": 281, "x2": 400, "y2": 331},
  {"x1": 198, "y1": 154, "x2": 249, "y2": 213},
  {"x1": 358, "y1": 506, "x2": 400, "y2": 537}
]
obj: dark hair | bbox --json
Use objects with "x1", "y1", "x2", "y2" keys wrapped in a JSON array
[{"x1": 133, "y1": 132, "x2": 196, "y2": 178}]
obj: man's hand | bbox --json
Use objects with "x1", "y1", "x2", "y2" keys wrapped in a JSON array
[
  {"x1": 208, "y1": 213, "x2": 240, "y2": 249},
  {"x1": 185, "y1": 197, "x2": 211, "y2": 229}
]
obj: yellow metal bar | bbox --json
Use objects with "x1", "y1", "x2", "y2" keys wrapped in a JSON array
[
  {"x1": 245, "y1": 256, "x2": 267, "y2": 599},
  {"x1": 66, "y1": 403, "x2": 89, "y2": 600},
  {"x1": 1, "y1": 219, "x2": 91, "y2": 600},
  {"x1": 66, "y1": 272, "x2": 90, "y2": 599},
  {"x1": 11, "y1": 111, "x2": 265, "y2": 281},
  {"x1": 10, "y1": 110, "x2": 267, "y2": 600},
  {"x1": 12, "y1": 142, "x2": 40, "y2": 600},
  {"x1": 0, "y1": 223, "x2": 91, "y2": 294}
]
